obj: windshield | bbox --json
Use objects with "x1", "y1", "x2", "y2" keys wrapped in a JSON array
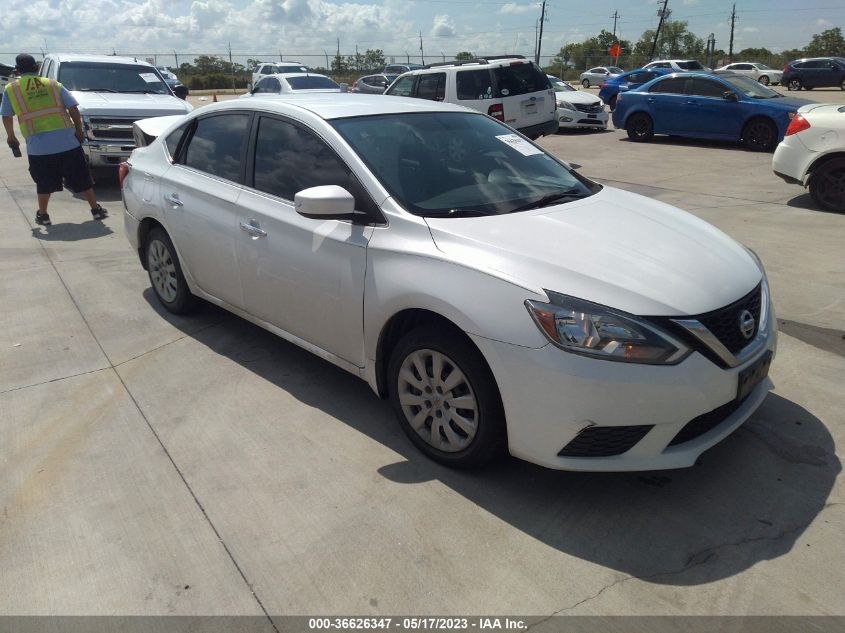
[
  {"x1": 549, "y1": 77, "x2": 575, "y2": 92},
  {"x1": 331, "y1": 112, "x2": 598, "y2": 217},
  {"x1": 754, "y1": 64, "x2": 771, "y2": 70},
  {"x1": 723, "y1": 75, "x2": 780, "y2": 98},
  {"x1": 677, "y1": 60, "x2": 705, "y2": 70},
  {"x1": 58, "y1": 62, "x2": 170, "y2": 94},
  {"x1": 286, "y1": 76, "x2": 339, "y2": 90}
]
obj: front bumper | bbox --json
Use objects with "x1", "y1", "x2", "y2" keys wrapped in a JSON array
[
  {"x1": 83, "y1": 140, "x2": 135, "y2": 167},
  {"x1": 557, "y1": 108, "x2": 609, "y2": 129},
  {"x1": 470, "y1": 309, "x2": 777, "y2": 471}
]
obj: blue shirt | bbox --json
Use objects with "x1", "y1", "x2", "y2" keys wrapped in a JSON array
[{"x1": 1, "y1": 74, "x2": 81, "y2": 156}]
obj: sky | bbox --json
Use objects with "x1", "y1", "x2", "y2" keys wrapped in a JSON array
[{"x1": 1, "y1": 0, "x2": 843, "y2": 69}]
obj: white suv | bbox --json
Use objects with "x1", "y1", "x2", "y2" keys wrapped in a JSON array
[
  {"x1": 644, "y1": 59, "x2": 709, "y2": 72},
  {"x1": 385, "y1": 56, "x2": 558, "y2": 139},
  {"x1": 251, "y1": 62, "x2": 309, "y2": 87}
]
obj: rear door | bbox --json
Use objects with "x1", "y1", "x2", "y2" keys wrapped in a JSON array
[
  {"x1": 414, "y1": 72, "x2": 446, "y2": 101},
  {"x1": 646, "y1": 76, "x2": 690, "y2": 134},
  {"x1": 493, "y1": 61, "x2": 554, "y2": 130}
]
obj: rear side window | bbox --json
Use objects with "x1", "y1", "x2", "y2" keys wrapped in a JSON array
[
  {"x1": 416, "y1": 73, "x2": 445, "y2": 101},
  {"x1": 676, "y1": 61, "x2": 705, "y2": 70},
  {"x1": 493, "y1": 62, "x2": 549, "y2": 97},
  {"x1": 181, "y1": 114, "x2": 250, "y2": 182},
  {"x1": 457, "y1": 69, "x2": 493, "y2": 100},
  {"x1": 164, "y1": 122, "x2": 190, "y2": 160},
  {"x1": 649, "y1": 77, "x2": 688, "y2": 94},
  {"x1": 627, "y1": 72, "x2": 652, "y2": 83}
]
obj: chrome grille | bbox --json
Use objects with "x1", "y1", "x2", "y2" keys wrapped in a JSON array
[
  {"x1": 696, "y1": 284, "x2": 762, "y2": 355},
  {"x1": 574, "y1": 102, "x2": 603, "y2": 113},
  {"x1": 88, "y1": 117, "x2": 138, "y2": 141}
]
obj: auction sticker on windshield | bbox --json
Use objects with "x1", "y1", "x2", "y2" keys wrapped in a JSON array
[
  {"x1": 495, "y1": 134, "x2": 543, "y2": 156},
  {"x1": 139, "y1": 73, "x2": 160, "y2": 83}
]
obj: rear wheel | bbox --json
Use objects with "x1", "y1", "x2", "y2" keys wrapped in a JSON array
[
  {"x1": 841, "y1": 79, "x2": 845, "y2": 91},
  {"x1": 145, "y1": 227, "x2": 196, "y2": 314},
  {"x1": 788, "y1": 78, "x2": 802, "y2": 91},
  {"x1": 809, "y1": 158, "x2": 845, "y2": 213},
  {"x1": 582, "y1": 79, "x2": 590, "y2": 89},
  {"x1": 742, "y1": 118, "x2": 777, "y2": 152},
  {"x1": 626, "y1": 112, "x2": 654, "y2": 142},
  {"x1": 758, "y1": 75, "x2": 770, "y2": 85},
  {"x1": 388, "y1": 327, "x2": 506, "y2": 468}
]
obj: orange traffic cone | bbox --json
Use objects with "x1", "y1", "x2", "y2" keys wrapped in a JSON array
[{"x1": 213, "y1": 92, "x2": 218, "y2": 103}]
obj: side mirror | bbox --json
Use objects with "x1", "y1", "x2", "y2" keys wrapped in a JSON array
[
  {"x1": 618, "y1": 84, "x2": 630, "y2": 93},
  {"x1": 173, "y1": 84, "x2": 188, "y2": 100},
  {"x1": 567, "y1": 162, "x2": 582, "y2": 170},
  {"x1": 723, "y1": 91, "x2": 738, "y2": 101},
  {"x1": 295, "y1": 185, "x2": 359, "y2": 220}
]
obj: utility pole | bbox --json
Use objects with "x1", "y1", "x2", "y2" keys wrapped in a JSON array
[
  {"x1": 227, "y1": 42, "x2": 235, "y2": 91},
  {"x1": 706, "y1": 33, "x2": 716, "y2": 68},
  {"x1": 535, "y1": 0, "x2": 546, "y2": 66},
  {"x1": 174, "y1": 50, "x2": 179, "y2": 70},
  {"x1": 441, "y1": 51, "x2": 446, "y2": 63},
  {"x1": 323, "y1": 50, "x2": 329, "y2": 70},
  {"x1": 279, "y1": 51, "x2": 283, "y2": 63},
  {"x1": 728, "y1": 3, "x2": 737, "y2": 63},
  {"x1": 355, "y1": 44, "x2": 360, "y2": 72},
  {"x1": 419, "y1": 32, "x2": 425, "y2": 65},
  {"x1": 649, "y1": 0, "x2": 671, "y2": 62},
  {"x1": 611, "y1": 10, "x2": 619, "y2": 39}
]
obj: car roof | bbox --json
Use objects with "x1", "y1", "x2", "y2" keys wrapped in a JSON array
[
  {"x1": 267, "y1": 73, "x2": 333, "y2": 80},
  {"x1": 51, "y1": 54, "x2": 154, "y2": 67},
  {"x1": 203, "y1": 93, "x2": 474, "y2": 120}
]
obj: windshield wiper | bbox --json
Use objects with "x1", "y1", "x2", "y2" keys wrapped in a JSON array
[
  {"x1": 76, "y1": 88, "x2": 118, "y2": 92},
  {"x1": 124, "y1": 90, "x2": 162, "y2": 94},
  {"x1": 509, "y1": 189, "x2": 589, "y2": 213},
  {"x1": 426, "y1": 208, "x2": 494, "y2": 218}
]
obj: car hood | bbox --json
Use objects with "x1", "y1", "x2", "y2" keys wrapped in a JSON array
[
  {"x1": 72, "y1": 91, "x2": 192, "y2": 117},
  {"x1": 555, "y1": 91, "x2": 601, "y2": 105},
  {"x1": 798, "y1": 103, "x2": 843, "y2": 115},
  {"x1": 424, "y1": 186, "x2": 761, "y2": 316},
  {"x1": 760, "y1": 95, "x2": 814, "y2": 111}
]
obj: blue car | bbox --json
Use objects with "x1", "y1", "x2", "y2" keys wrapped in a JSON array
[
  {"x1": 599, "y1": 67, "x2": 672, "y2": 111},
  {"x1": 611, "y1": 72, "x2": 813, "y2": 151}
]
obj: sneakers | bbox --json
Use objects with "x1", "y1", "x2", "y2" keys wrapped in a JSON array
[
  {"x1": 91, "y1": 205, "x2": 108, "y2": 221},
  {"x1": 34, "y1": 211, "x2": 51, "y2": 226}
]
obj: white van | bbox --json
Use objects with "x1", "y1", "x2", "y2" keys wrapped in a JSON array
[
  {"x1": 384, "y1": 56, "x2": 558, "y2": 139},
  {"x1": 251, "y1": 62, "x2": 310, "y2": 87}
]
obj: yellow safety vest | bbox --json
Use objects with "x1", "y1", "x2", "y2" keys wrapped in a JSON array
[{"x1": 3, "y1": 75, "x2": 73, "y2": 138}]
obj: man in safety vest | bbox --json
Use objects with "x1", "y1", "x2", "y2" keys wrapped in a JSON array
[{"x1": 1, "y1": 53, "x2": 107, "y2": 226}]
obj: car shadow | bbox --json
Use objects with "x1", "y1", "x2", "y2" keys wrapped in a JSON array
[
  {"x1": 618, "y1": 135, "x2": 761, "y2": 153},
  {"x1": 142, "y1": 292, "x2": 839, "y2": 587},
  {"x1": 556, "y1": 128, "x2": 613, "y2": 135},
  {"x1": 30, "y1": 220, "x2": 114, "y2": 242},
  {"x1": 786, "y1": 193, "x2": 844, "y2": 215}
]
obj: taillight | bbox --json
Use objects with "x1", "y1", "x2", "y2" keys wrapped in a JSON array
[
  {"x1": 785, "y1": 113, "x2": 810, "y2": 136},
  {"x1": 783, "y1": 66, "x2": 789, "y2": 74},
  {"x1": 119, "y1": 161, "x2": 130, "y2": 187},
  {"x1": 488, "y1": 103, "x2": 504, "y2": 121},
  {"x1": 352, "y1": 81, "x2": 358, "y2": 89},
  {"x1": 600, "y1": 82, "x2": 608, "y2": 88}
]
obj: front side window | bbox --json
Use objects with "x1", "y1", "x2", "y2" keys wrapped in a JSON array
[
  {"x1": 386, "y1": 75, "x2": 415, "y2": 96},
  {"x1": 493, "y1": 62, "x2": 549, "y2": 97},
  {"x1": 457, "y1": 69, "x2": 494, "y2": 99},
  {"x1": 736, "y1": 64, "x2": 754, "y2": 71},
  {"x1": 608, "y1": 67, "x2": 623, "y2": 74},
  {"x1": 181, "y1": 114, "x2": 250, "y2": 182},
  {"x1": 416, "y1": 73, "x2": 445, "y2": 101},
  {"x1": 689, "y1": 78, "x2": 727, "y2": 98},
  {"x1": 58, "y1": 62, "x2": 169, "y2": 94},
  {"x1": 331, "y1": 112, "x2": 598, "y2": 218},
  {"x1": 676, "y1": 61, "x2": 705, "y2": 70},
  {"x1": 649, "y1": 77, "x2": 688, "y2": 94}
]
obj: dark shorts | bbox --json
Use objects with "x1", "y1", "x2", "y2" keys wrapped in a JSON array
[{"x1": 28, "y1": 146, "x2": 93, "y2": 195}]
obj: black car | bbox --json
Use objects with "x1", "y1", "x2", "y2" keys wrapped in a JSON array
[{"x1": 782, "y1": 57, "x2": 845, "y2": 91}]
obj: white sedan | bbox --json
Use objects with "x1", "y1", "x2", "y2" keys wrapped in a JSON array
[
  {"x1": 122, "y1": 95, "x2": 775, "y2": 471},
  {"x1": 548, "y1": 76, "x2": 608, "y2": 130},
  {"x1": 716, "y1": 62, "x2": 783, "y2": 85},
  {"x1": 242, "y1": 72, "x2": 340, "y2": 96},
  {"x1": 773, "y1": 103, "x2": 845, "y2": 212}
]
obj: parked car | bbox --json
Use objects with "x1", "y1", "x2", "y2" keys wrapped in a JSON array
[
  {"x1": 352, "y1": 74, "x2": 398, "y2": 94},
  {"x1": 38, "y1": 54, "x2": 192, "y2": 167},
  {"x1": 773, "y1": 103, "x2": 845, "y2": 212},
  {"x1": 547, "y1": 75, "x2": 608, "y2": 130},
  {"x1": 579, "y1": 66, "x2": 623, "y2": 88},
  {"x1": 0, "y1": 62, "x2": 12, "y2": 91},
  {"x1": 598, "y1": 67, "x2": 672, "y2": 111},
  {"x1": 156, "y1": 66, "x2": 189, "y2": 99},
  {"x1": 122, "y1": 94, "x2": 776, "y2": 471},
  {"x1": 251, "y1": 61, "x2": 310, "y2": 87},
  {"x1": 242, "y1": 73, "x2": 341, "y2": 96},
  {"x1": 715, "y1": 62, "x2": 782, "y2": 85},
  {"x1": 383, "y1": 63, "x2": 424, "y2": 75},
  {"x1": 612, "y1": 72, "x2": 812, "y2": 151},
  {"x1": 385, "y1": 56, "x2": 557, "y2": 139},
  {"x1": 643, "y1": 59, "x2": 709, "y2": 73},
  {"x1": 782, "y1": 57, "x2": 845, "y2": 91}
]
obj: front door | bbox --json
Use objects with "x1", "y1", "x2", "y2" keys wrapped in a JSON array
[{"x1": 682, "y1": 77, "x2": 743, "y2": 139}]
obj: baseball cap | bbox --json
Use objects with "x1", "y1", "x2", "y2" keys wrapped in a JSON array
[{"x1": 15, "y1": 54, "x2": 38, "y2": 73}]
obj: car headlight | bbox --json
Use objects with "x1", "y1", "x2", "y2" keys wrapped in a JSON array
[
  {"x1": 525, "y1": 291, "x2": 691, "y2": 364},
  {"x1": 557, "y1": 100, "x2": 576, "y2": 111}
]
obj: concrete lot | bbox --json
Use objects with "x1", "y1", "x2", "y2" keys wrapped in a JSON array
[{"x1": 1, "y1": 86, "x2": 844, "y2": 619}]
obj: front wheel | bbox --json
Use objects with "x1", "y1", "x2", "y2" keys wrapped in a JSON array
[
  {"x1": 582, "y1": 79, "x2": 590, "y2": 89},
  {"x1": 388, "y1": 327, "x2": 506, "y2": 468},
  {"x1": 809, "y1": 158, "x2": 845, "y2": 213},
  {"x1": 145, "y1": 227, "x2": 196, "y2": 314},
  {"x1": 758, "y1": 75, "x2": 770, "y2": 85},
  {"x1": 841, "y1": 79, "x2": 845, "y2": 91},
  {"x1": 742, "y1": 118, "x2": 777, "y2": 152},
  {"x1": 788, "y1": 78, "x2": 802, "y2": 91},
  {"x1": 626, "y1": 112, "x2": 654, "y2": 142}
]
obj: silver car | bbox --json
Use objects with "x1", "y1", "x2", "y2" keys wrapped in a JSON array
[
  {"x1": 352, "y1": 74, "x2": 398, "y2": 94},
  {"x1": 580, "y1": 66, "x2": 623, "y2": 88}
]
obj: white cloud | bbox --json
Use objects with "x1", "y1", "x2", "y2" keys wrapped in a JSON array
[
  {"x1": 431, "y1": 14, "x2": 456, "y2": 38},
  {"x1": 816, "y1": 18, "x2": 833, "y2": 28},
  {"x1": 499, "y1": 3, "x2": 537, "y2": 15},
  {"x1": 743, "y1": 26, "x2": 759, "y2": 33}
]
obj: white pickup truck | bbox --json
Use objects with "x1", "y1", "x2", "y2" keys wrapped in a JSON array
[{"x1": 38, "y1": 54, "x2": 192, "y2": 167}]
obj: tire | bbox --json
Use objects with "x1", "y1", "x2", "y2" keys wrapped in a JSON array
[
  {"x1": 809, "y1": 158, "x2": 845, "y2": 213},
  {"x1": 145, "y1": 227, "x2": 196, "y2": 314},
  {"x1": 626, "y1": 112, "x2": 654, "y2": 142},
  {"x1": 582, "y1": 79, "x2": 590, "y2": 89},
  {"x1": 788, "y1": 78, "x2": 802, "y2": 91},
  {"x1": 805, "y1": 86, "x2": 814, "y2": 90},
  {"x1": 841, "y1": 79, "x2": 845, "y2": 91},
  {"x1": 758, "y1": 75, "x2": 769, "y2": 86},
  {"x1": 608, "y1": 95, "x2": 618, "y2": 112},
  {"x1": 742, "y1": 118, "x2": 777, "y2": 152},
  {"x1": 387, "y1": 327, "x2": 506, "y2": 468}
]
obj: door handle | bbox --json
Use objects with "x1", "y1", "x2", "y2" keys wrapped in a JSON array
[
  {"x1": 240, "y1": 220, "x2": 267, "y2": 238},
  {"x1": 647, "y1": 97, "x2": 656, "y2": 102},
  {"x1": 164, "y1": 193, "x2": 183, "y2": 207},
  {"x1": 685, "y1": 100, "x2": 698, "y2": 105}
]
